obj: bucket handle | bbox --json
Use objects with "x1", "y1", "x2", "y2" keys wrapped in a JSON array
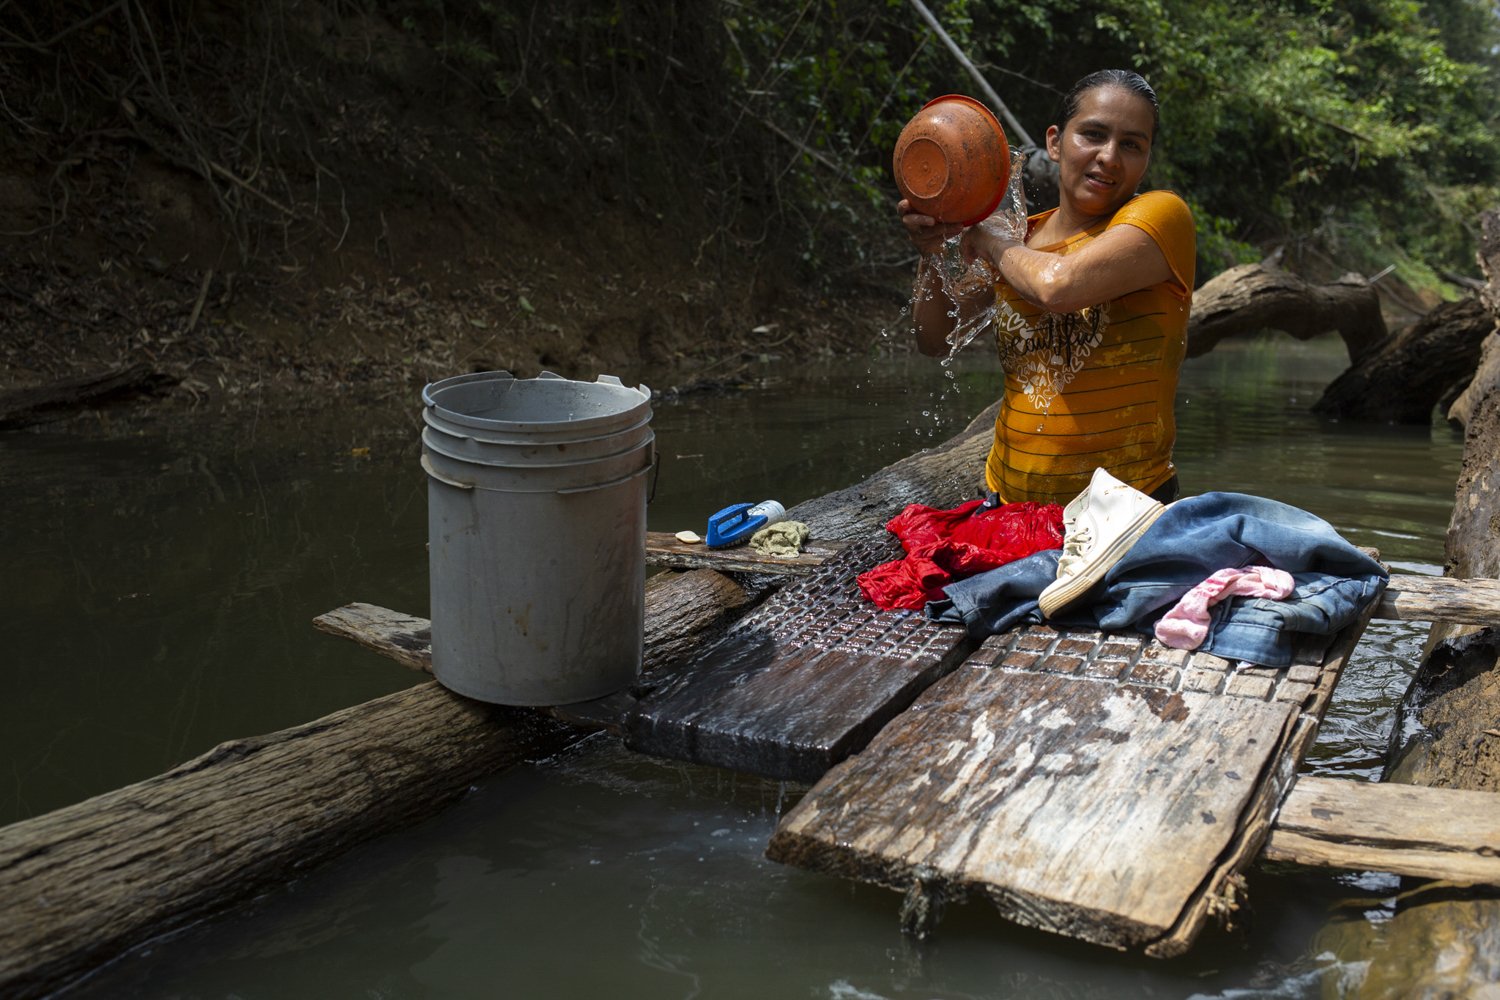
[{"x1": 420, "y1": 453, "x2": 474, "y2": 490}]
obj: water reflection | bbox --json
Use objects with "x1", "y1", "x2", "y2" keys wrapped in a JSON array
[{"x1": 5, "y1": 335, "x2": 1469, "y2": 997}]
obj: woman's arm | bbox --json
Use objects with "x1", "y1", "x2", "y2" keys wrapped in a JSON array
[
  {"x1": 900, "y1": 201, "x2": 996, "y2": 357},
  {"x1": 964, "y1": 220, "x2": 1174, "y2": 314}
]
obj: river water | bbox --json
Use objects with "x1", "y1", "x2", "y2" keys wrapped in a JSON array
[{"x1": 1, "y1": 334, "x2": 1466, "y2": 998}]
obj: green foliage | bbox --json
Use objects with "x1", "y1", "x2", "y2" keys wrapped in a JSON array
[
  {"x1": 375, "y1": 0, "x2": 1500, "y2": 286},
  {"x1": 1115, "y1": 0, "x2": 1500, "y2": 274},
  {"x1": 11, "y1": 0, "x2": 1493, "y2": 293},
  {"x1": 693, "y1": 0, "x2": 1500, "y2": 283}
]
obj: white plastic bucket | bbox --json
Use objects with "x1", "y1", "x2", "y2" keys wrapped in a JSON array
[{"x1": 422, "y1": 370, "x2": 653, "y2": 705}]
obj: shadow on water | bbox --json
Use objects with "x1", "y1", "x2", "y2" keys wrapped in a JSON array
[{"x1": 6, "y1": 334, "x2": 1469, "y2": 998}]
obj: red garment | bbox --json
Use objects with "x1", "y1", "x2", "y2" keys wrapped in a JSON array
[{"x1": 857, "y1": 499, "x2": 1065, "y2": 611}]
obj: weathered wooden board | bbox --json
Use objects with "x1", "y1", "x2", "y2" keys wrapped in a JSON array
[
  {"x1": 768, "y1": 609, "x2": 1374, "y2": 955},
  {"x1": 645, "y1": 531, "x2": 851, "y2": 575},
  {"x1": 1375, "y1": 572, "x2": 1500, "y2": 625},
  {"x1": 1265, "y1": 775, "x2": 1500, "y2": 885},
  {"x1": 626, "y1": 534, "x2": 975, "y2": 782},
  {"x1": 318, "y1": 600, "x2": 1500, "y2": 885}
]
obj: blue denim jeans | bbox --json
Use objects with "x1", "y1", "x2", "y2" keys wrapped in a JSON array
[{"x1": 927, "y1": 492, "x2": 1388, "y2": 667}]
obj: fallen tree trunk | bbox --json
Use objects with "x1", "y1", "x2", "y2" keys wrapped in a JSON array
[
  {"x1": 0, "y1": 362, "x2": 177, "y2": 429},
  {"x1": 1387, "y1": 209, "x2": 1500, "y2": 788},
  {"x1": 1446, "y1": 214, "x2": 1500, "y2": 429},
  {"x1": 1186, "y1": 262, "x2": 1388, "y2": 362},
  {"x1": 1311, "y1": 295, "x2": 1493, "y2": 423},
  {"x1": 0, "y1": 685, "x2": 579, "y2": 1000},
  {"x1": 0, "y1": 401, "x2": 999, "y2": 998},
  {"x1": 0, "y1": 564, "x2": 757, "y2": 999},
  {"x1": 1446, "y1": 328, "x2": 1500, "y2": 428}
]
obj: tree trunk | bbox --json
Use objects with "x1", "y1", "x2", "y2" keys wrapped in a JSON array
[
  {"x1": 1446, "y1": 215, "x2": 1500, "y2": 429},
  {"x1": 1186, "y1": 262, "x2": 1388, "y2": 362},
  {"x1": 0, "y1": 401, "x2": 999, "y2": 998},
  {"x1": 1388, "y1": 209, "x2": 1500, "y2": 787},
  {"x1": 0, "y1": 684, "x2": 580, "y2": 999},
  {"x1": 1328, "y1": 207, "x2": 1500, "y2": 998},
  {"x1": 1445, "y1": 328, "x2": 1500, "y2": 428},
  {"x1": 1311, "y1": 295, "x2": 1492, "y2": 423},
  {"x1": 0, "y1": 363, "x2": 177, "y2": 429}
]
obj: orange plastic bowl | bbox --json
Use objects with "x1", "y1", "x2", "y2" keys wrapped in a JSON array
[{"x1": 892, "y1": 95, "x2": 1011, "y2": 226}]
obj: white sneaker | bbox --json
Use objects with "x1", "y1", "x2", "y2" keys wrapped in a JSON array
[{"x1": 1038, "y1": 468, "x2": 1166, "y2": 617}]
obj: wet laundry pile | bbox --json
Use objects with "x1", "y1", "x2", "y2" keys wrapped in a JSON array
[{"x1": 924, "y1": 487, "x2": 1389, "y2": 669}]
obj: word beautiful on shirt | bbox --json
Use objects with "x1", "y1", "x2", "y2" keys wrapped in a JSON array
[{"x1": 992, "y1": 295, "x2": 1109, "y2": 411}]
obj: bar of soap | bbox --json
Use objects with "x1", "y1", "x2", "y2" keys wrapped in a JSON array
[{"x1": 675, "y1": 530, "x2": 702, "y2": 544}]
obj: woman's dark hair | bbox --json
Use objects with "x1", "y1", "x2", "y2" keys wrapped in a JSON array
[{"x1": 1058, "y1": 69, "x2": 1159, "y2": 139}]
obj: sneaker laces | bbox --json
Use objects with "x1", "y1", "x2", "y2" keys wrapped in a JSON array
[{"x1": 1056, "y1": 525, "x2": 1093, "y2": 571}]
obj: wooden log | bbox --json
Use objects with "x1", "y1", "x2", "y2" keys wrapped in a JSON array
[
  {"x1": 1388, "y1": 206, "x2": 1500, "y2": 792},
  {"x1": 311, "y1": 568, "x2": 763, "y2": 733},
  {"x1": 0, "y1": 682, "x2": 579, "y2": 1000},
  {"x1": 1312, "y1": 295, "x2": 1493, "y2": 424},
  {"x1": 0, "y1": 362, "x2": 177, "y2": 429},
  {"x1": 1446, "y1": 328, "x2": 1500, "y2": 428},
  {"x1": 1264, "y1": 775, "x2": 1500, "y2": 885},
  {"x1": 1186, "y1": 263, "x2": 1388, "y2": 362},
  {"x1": 0, "y1": 564, "x2": 758, "y2": 997},
  {"x1": 1347, "y1": 207, "x2": 1500, "y2": 998},
  {"x1": 1374, "y1": 573, "x2": 1500, "y2": 625},
  {"x1": 308, "y1": 569, "x2": 763, "y2": 682},
  {"x1": 786, "y1": 410, "x2": 993, "y2": 540}
]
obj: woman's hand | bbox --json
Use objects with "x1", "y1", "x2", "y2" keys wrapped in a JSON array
[{"x1": 898, "y1": 199, "x2": 963, "y2": 255}]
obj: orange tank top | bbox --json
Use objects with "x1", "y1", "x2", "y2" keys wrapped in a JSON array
[{"x1": 984, "y1": 189, "x2": 1196, "y2": 505}]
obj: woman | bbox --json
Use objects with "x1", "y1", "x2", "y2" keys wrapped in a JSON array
[{"x1": 902, "y1": 69, "x2": 1195, "y2": 507}]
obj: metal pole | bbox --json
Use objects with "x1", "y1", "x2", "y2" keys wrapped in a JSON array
[{"x1": 905, "y1": 0, "x2": 1035, "y2": 148}]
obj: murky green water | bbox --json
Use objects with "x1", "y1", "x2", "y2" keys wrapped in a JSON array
[{"x1": 2, "y1": 334, "x2": 1467, "y2": 998}]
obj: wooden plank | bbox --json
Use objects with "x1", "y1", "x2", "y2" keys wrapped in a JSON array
[
  {"x1": 768, "y1": 606, "x2": 1375, "y2": 955},
  {"x1": 1376, "y1": 573, "x2": 1500, "y2": 624},
  {"x1": 770, "y1": 666, "x2": 1284, "y2": 948},
  {"x1": 318, "y1": 601, "x2": 1500, "y2": 885},
  {"x1": 312, "y1": 567, "x2": 763, "y2": 732},
  {"x1": 1267, "y1": 775, "x2": 1500, "y2": 885},
  {"x1": 646, "y1": 531, "x2": 851, "y2": 575},
  {"x1": 314, "y1": 603, "x2": 432, "y2": 672},
  {"x1": 626, "y1": 534, "x2": 975, "y2": 782}
]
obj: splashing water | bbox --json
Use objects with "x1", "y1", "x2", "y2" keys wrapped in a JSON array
[
  {"x1": 920, "y1": 238, "x2": 998, "y2": 365},
  {"x1": 889, "y1": 239, "x2": 1003, "y2": 439}
]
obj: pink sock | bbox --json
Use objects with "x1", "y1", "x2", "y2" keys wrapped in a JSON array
[{"x1": 1154, "y1": 566, "x2": 1296, "y2": 650}]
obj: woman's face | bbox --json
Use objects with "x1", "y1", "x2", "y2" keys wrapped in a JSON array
[{"x1": 1045, "y1": 85, "x2": 1155, "y2": 221}]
